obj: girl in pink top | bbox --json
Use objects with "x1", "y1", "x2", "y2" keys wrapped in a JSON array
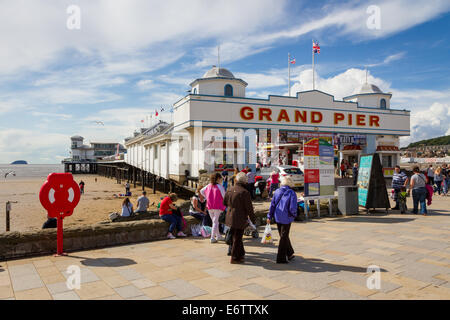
[
  {"x1": 201, "y1": 172, "x2": 226, "y2": 243},
  {"x1": 269, "y1": 171, "x2": 280, "y2": 198}
]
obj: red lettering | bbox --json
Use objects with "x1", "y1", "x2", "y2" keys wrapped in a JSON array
[
  {"x1": 356, "y1": 114, "x2": 366, "y2": 126},
  {"x1": 334, "y1": 112, "x2": 345, "y2": 125},
  {"x1": 369, "y1": 115, "x2": 380, "y2": 127},
  {"x1": 259, "y1": 108, "x2": 272, "y2": 121},
  {"x1": 277, "y1": 109, "x2": 290, "y2": 122},
  {"x1": 311, "y1": 111, "x2": 323, "y2": 124},
  {"x1": 348, "y1": 114, "x2": 352, "y2": 126},
  {"x1": 240, "y1": 106, "x2": 254, "y2": 120},
  {"x1": 295, "y1": 110, "x2": 307, "y2": 123}
]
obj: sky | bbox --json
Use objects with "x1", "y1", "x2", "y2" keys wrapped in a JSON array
[{"x1": 0, "y1": 0, "x2": 449, "y2": 164}]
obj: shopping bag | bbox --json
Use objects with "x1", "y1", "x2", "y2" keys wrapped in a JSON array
[
  {"x1": 201, "y1": 226, "x2": 212, "y2": 238},
  {"x1": 191, "y1": 224, "x2": 202, "y2": 237},
  {"x1": 261, "y1": 223, "x2": 273, "y2": 244}
]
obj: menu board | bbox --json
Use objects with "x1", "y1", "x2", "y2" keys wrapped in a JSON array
[
  {"x1": 357, "y1": 155, "x2": 373, "y2": 206},
  {"x1": 357, "y1": 153, "x2": 390, "y2": 210},
  {"x1": 304, "y1": 134, "x2": 335, "y2": 197}
]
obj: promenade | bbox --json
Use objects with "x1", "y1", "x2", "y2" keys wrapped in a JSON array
[{"x1": 1, "y1": 196, "x2": 449, "y2": 300}]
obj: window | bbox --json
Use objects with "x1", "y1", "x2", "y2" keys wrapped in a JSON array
[
  {"x1": 224, "y1": 84, "x2": 233, "y2": 96},
  {"x1": 380, "y1": 98, "x2": 386, "y2": 109},
  {"x1": 382, "y1": 155, "x2": 392, "y2": 168},
  {"x1": 193, "y1": 88, "x2": 197, "y2": 94}
]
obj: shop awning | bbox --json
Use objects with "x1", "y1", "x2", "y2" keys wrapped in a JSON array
[
  {"x1": 376, "y1": 146, "x2": 400, "y2": 152},
  {"x1": 342, "y1": 145, "x2": 362, "y2": 151}
]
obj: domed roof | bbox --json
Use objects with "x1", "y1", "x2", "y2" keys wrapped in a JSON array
[
  {"x1": 202, "y1": 66, "x2": 235, "y2": 79},
  {"x1": 359, "y1": 83, "x2": 383, "y2": 94}
]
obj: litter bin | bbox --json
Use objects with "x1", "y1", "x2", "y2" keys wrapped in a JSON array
[{"x1": 338, "y1": 186, "x2": 359, "y2": 215}]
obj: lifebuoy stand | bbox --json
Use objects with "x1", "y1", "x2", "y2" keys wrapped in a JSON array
[{"x1": 39, "y1": 173, "x2": 80, "y2": 256}]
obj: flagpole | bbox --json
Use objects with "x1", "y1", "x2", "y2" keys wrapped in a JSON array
[
  {"x1": 312, "y1": 40, "x2": 315, "y2": 90},
  {"x1": 288, "y1": 52, "x2": 291, "y2": 96}
]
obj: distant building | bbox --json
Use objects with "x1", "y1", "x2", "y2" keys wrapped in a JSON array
[{"x1": 67, "y1": 135, "x2": 126, "y2": 162}]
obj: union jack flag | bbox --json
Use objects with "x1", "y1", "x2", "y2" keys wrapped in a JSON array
[{"x1": 313, "y1": 41, "x2": 320, "y2": 54}]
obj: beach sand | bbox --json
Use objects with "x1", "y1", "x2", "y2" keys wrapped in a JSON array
[{"x1": 0, "y1": 174, "x2": 184, "y2": 233}]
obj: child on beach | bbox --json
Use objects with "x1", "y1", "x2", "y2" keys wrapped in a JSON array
[{"x1": 398, "y1": 187, "x2": 408, "y2": 214}]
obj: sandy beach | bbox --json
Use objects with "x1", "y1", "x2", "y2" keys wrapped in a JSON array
[{"x1": 0, "y1": 174, "x2": 184, "y2": 233}]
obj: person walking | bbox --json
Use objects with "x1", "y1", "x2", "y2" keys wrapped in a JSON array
[
  {"x1": 125, "y1": 182, "x2": 130, "y2": 195},
  {"x1": 340, "y1": 160, "x2": 346, "y2": 178},
  {"x1": 223, "y1": 172, "x2": 256, "y2": 264},
  {"x1": 159, "y1": 193, "x2": 187, "y2": 239},
  {"x1": 231, "y1": 168, "x2": 239, "y2": 186},
  {"x1": 221, "y1": 169, "x2": 229, "y2": 191},
  {"x1": 409, "y1": 166, "x2": 428, "y2": 215},
  {"x1": 79, "y1": 180, "x2": 85, "y2": 194},
  {"x1": 391, "y1": 165, "x2": 409, "y2": 210},
  {"x1": 267, "y1": 176, "x2": 298, "y2": 264},
  {"x1": 201, "y1": 173, "x2": 226, "y2": 243},
  {"x1": 268, "y1": 170, "x2": 280, "y2": 198},
  {"x1": 246, "y1": 168, "x2": 256, "y2": 200},
  {"x1": 352, "y1": 163, "x2": 359, "y2": 185},
  {"x1": 434, "y1": 167, "x2": 443, "y2": 196},
  {"x1": 427, "y1": 165, "x2": 434, "y2": 186},
  {"x1": 442, "y1": 164, "x2": 449, "y2": 196}
]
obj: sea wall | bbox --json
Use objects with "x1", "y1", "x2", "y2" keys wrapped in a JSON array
[{"x1": 0, "y1": 200, "x2": 338, "y2": 261}]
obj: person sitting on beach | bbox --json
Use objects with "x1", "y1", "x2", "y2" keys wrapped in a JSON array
[
  {"x1": 159, "y1": 193, "x2": 187, "y2": 239},
  {"x1": 135, "y1": 191, "x2": 150, "y2": 214},
  {"x1": 121, "y1": 198, "x2": 134, "y2": 217},
  {"x1": 189, "y1": 186, "x2": 211, "y2": 226}
]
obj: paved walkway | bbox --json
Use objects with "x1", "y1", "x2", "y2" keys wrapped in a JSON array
[{"x1": 1, "y1": 196, "x2": 449, "y2": 300}]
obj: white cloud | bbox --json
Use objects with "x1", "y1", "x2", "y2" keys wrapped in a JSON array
[
  {"x1": 366, "y1": 52, "x2": 406, "y2": 67},
  {"x1": 136, "y1": 79, "x2": 156, "y2": 90},
  {"x1": 290, "y1": 67, "x2": 390, "y2": 99},
  {"x1": 401, "y1": 102, "x2": 450, "y2": 146},
  {"x1": 0, "y1": 128, "x2": 68, "y2": 164}
]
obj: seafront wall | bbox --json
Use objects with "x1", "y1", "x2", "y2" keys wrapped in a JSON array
[{"x1": 0, "y1": 200, "x2": 338, "y2": 261}]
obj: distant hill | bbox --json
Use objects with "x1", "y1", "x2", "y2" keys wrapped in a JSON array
[
  {"x1": 407, "y1": 135, "x2": 450, "y2": 148},
  {"x1": 10, "y1": 160, "x2": 28, "y2": 165}
]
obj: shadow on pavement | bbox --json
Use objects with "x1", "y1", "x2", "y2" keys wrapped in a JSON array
[
  {"x1": 243, "y1": 252, "x2": 387, "y2": 273},
  {"x1": 69, "y1": 256, "x2": 137, "y2": 267},
  {"x1": 333, "y1": 216, "x2": 415, "y2": 223}
]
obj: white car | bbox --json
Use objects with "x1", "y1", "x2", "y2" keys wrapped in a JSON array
[
  {"x1": 277, "y1": 165, "x2": 304, "y2": 188},
  {"x1": 258, "y1": 165, "x2": 304, "y2": 188}
]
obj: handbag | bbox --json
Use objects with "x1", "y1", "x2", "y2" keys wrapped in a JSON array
[{"x1": 224, "y1": 226, "x2": 232, "y2": 245}]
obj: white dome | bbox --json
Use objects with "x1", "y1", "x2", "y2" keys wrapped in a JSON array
[
  {"x1": 202, "y1": 66, "x2": 235, "y2": 79},
  {"x1": 359, "y1": 83, "x2": 382, "y2": 94}
]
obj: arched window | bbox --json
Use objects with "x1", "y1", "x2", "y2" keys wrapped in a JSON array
[
  {"x1": 224, "y1": 84, "x2": 233, "y2": 96},
  {"x1": 193, "y1": 88, "x2": 197, "y2": 94},
  {"x1": 380, "y1": 98, "x2": 386, "y2": 109}
]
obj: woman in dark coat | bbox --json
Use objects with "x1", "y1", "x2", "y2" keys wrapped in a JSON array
[{"x1": 223, "y1": 172, "x2": 256, "y2": 264}]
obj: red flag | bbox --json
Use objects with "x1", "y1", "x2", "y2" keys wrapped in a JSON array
[
  {"x1": 140, "y1": 119, "x2": 144, "y2": 123},
  {"x1": 290, "y1": 58, "x2": 296, "y2": 64},
  {"x1": 155, "y1": 109, "x2": 159, "y2": 117}
]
